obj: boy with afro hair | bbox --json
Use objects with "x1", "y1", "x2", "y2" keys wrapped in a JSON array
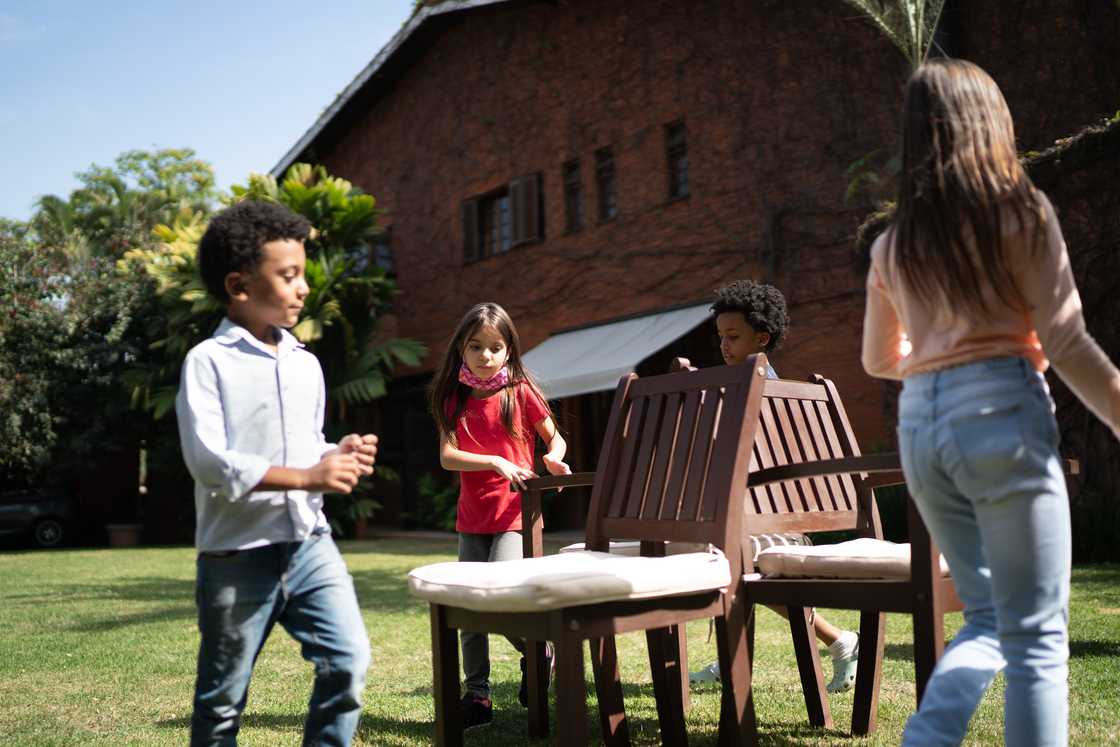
[
  {"x1": 177, "y1": 199, "x2": 378, "y2": 745},
  {"x1": 691, "y1": 279, "x2": 861, "y2": 694}
]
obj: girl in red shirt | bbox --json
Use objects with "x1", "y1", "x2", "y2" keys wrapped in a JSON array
[{"x1": 428, "y1": 301, "x2": 570, "y2": 729}]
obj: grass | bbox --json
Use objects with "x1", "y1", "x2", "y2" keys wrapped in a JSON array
[{"x1": 0, "y1": 538, "x2": 1118, "y2": 745}]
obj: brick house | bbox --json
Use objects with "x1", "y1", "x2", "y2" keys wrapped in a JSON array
[{"x1": 272, "y1": 0, "x2": 1120, "y2": 528}]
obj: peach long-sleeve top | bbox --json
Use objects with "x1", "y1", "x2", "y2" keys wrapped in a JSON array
[{"x1": 861, "y1": 192, "x2": 1120, "y2": 439}]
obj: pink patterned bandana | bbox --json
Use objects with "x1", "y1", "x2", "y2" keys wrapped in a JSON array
[{"x1": 459, "y1": 362, "x2": 510, "y2": 391}]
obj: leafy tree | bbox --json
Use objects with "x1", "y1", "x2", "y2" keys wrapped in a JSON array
[
  {"x1": 119, "y1": 163, "x2": 423, "y2": 535},
  {"x1": 122, "y1": 163, "x2": 424, "y2": 424},
  {"x1": 0, "y1": 229, "x2": 148, "y2": 490},
  {"x1": 32, "y1": 148, "x2": 217, "y2": 261}
]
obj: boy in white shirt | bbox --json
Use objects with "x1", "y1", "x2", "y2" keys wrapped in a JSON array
[{"x1": 176, "y1": 200, "x2": 378, "y2": 746}]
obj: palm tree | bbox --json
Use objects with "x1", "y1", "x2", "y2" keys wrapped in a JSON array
[{"x1": 841, "y1": 0, "x2": 947, "y2": 70}]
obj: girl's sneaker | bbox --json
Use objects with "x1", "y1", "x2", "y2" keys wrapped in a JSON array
[
  {"x1": 460, "y1": 692, "x2": 493, "y2": 730},
  {"x1": 826, "y1": 631, "x2": 860, "y2": 693}
]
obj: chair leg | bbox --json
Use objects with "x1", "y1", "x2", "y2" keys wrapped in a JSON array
[
  {"x1": 912, "y1": 604, "x2": 944, "y2": 708},
  {"x1": 591, "y1": 636, "x2": 631, "y2": 746},
  {"x1": 851, "y1": 611, "x2": 885, "y2": 736},
  {"x1": 647, "y1": 627, "x2": 688, "y2": 746},
  {"x1": 555, "y1": 636, "x2": 590, "y2": 745},
  {"x1": 716, "y1": 601, "x2": 759, "y2": 746},
  {"x1": 671, "y1": 623, "x2": 691, "y2": 712},
  {"x1": 787, "y1": 605, "x2": 832, "y2": 729},
  {"x1": 526, "y1": 638, "x2": 550, "y2": 738},
  {"x1": 430, "y1": 605, "x2": 462, "y2": 747}
]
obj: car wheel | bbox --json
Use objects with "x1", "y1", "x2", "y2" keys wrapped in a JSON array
[{"x1": 33, "y1": 518, "x2": 66, "y2": 548}]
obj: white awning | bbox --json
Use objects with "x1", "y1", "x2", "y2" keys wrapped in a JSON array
[{"x1": 522, "y1": 303, "x2": 712, "y2": 400}]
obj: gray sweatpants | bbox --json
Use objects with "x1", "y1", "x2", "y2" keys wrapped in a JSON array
[{"x1": 459, "y1": 531, "x2": 526, "y2": 698}]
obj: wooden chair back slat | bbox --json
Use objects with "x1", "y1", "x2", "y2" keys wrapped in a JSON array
[
  {"x1": 679, "y1": 386, "x2": 723, "y2": 522},
  {"x1": 661, "y1": 389, "x2": 702, "y2": 520},
  {"x1": 586, "y1": 359, "x2": 767, "y2": 551},
  {"x1": 814, "y1": 398, "x2": 860, "y2": 509},
  {"x1": 749, "y1": 416, "x2": 780, "y2": 515},
  {"x1": 739, "y1": 375, "x2": 875, "y2": 537},
  {"x1": 606, "y1": 394, "x2": 648, "y2": 518},
  {"x1": 642, "y1": 391, "x2": 683, "y2": 521},
  {"x1": 624, "y1": 393, "x2": 664, "y2": 518},
  {"x1": 798, "y1": 399, "x2": 845, "y2": 511},
  {"x1": 758, "y1": 398, "x2": 801, "y2": 512},
  {"x1": 772, "y1": 396, "x2": 828, "y2": 512}
]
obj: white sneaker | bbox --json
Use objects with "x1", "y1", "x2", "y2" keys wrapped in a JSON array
[
  {"x1": 826, "y1": 632, "x2": 859, "y2": 693},
  {"x1": 688, "y1": 661, "x2": 721, "y2": 683}
]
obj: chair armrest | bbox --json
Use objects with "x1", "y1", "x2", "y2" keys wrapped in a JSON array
[
  {"x1": 749, "y1": 453, "x2": 902, "y2": 487},
  {"x1": 519, "y1": 473, "x2": 596, "y2": 560},
  {"x1": 522, "y1": 472, "x2": 597, "y2": 492}
]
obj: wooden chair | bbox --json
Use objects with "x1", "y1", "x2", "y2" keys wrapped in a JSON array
[
  {"x1": 518, "y1": 357, "x2": 828, "y2": 733},
  {"x1": 409, "y1": 356, "x2": 772, "y2": 745},
  {"x1": 734, "y1": 373, "x2": 963, "y2": 737}
]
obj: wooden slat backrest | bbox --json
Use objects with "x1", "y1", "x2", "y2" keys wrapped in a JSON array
[
  {"x1": 742, "y1": 375, "x2": 880, "y2": 536},
  {"x1": 584, "y1": 357, "x2": 768, "y2": 556}
]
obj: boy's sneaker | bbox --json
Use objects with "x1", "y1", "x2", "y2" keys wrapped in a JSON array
[
  {"x1": 518, "y1": 645, "x2": 555, "y2": 707},
  {"x1": 688, "y1": 661, "x2": 721, "y2": 683},
  {"x1": 460, "y1": 692, "x2": 492, "y2": 730},
  {"x1": 826, "y1": 631, "x2": 860, "y2": 693}
]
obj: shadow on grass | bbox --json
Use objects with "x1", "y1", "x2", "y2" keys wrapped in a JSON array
[
  {"x1": 352, "y1": 566, "x2": 432, "y2": 614},
  {"x1": 1070, "y1": 639, "x2": 1120, "y2": 658},
  {"x1": 6, "y1": 576, "x2": 200, "y2": 632}
]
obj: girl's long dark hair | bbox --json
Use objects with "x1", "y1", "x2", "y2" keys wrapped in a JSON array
[
  {"x1": 889, "y1": 58, "x2": 1046, "y2": 319},
  {"x1": 429, "y1": 302, "x2": 554, "y2": 444}
]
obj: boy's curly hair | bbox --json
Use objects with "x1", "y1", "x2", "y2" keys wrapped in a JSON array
[
  {"x1": 710, "y1": 279, "x2": 789, "y2": 352},
  {"x1": 198, "y1": 200, "x2": 311, "y2": 304}
]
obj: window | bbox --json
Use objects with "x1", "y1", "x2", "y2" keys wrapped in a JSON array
[
  {"x1": 462, "y1": 174, "x2": 542, "y2": 263},
  {"x1": 563, "y1": 159, "x2": 582, "y2": 232},
  {"x1": 666, "y1": 120, "x2": 689, "y2": 199},
  {"x1": 595, "y1": 147, "x2": 617, "y2": 221},
  {"x1": 481, "y1": 192, "x2": 513, "y2": 257}
]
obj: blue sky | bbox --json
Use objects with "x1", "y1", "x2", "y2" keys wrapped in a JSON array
[{"x1": 0, "y1": 0, "x2": 415, "y2": 221}]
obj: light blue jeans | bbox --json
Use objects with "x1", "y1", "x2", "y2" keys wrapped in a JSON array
[
  {"x1": 897, "y1": 357, "x2": 1070, "y2": 747},
  {"x1": 191, "y1": 531, "x2": 371, "y2": 746}
]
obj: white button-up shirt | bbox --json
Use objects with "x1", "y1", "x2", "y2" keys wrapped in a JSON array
[{"x1": 175, "y1": 318, "x2": 335, "y2": 552}]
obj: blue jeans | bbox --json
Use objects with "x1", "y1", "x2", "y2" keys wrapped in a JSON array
[
  {"x1": 191, "y1": 532, "x2": 371, "y2": 747},
  {"x1": 897, "y1": 357, "x2": 1070, "y2": 747}
]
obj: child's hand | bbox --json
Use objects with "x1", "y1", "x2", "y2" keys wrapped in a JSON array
[
  {"x1": 542, "y1": 454, "x2": 571, "y2": 477},
  {"x1": 305, "y1": 454, "x2": 363, "y2": 494},
  {"x1": 491, "y1": 456, "x2": 537, "y2": 491},
  {"x1": 339, "y1": 433, "x2": 378, "y2": 476},
  {"x1": 542, "y1": 454, "x2": 571, "y2": 491}
]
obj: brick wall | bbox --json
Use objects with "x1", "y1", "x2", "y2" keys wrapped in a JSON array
[{"x1": 302, "y1": 0, "x2": 1120, "y2": 522}]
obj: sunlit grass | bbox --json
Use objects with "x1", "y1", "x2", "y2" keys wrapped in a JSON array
[{"x1": 1, "y1": 540, "x2": 1117, "y2": 745}]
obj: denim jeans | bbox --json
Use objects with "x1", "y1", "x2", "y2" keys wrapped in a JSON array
[
  {"x1": 897, "y1": 357, "x2": 1070, "y2": 747},
  {"x1": 191, "y1": 531, "x2": 371, "y2": 747},
  {"x1": 458, "y1": 531, "x2": 526, "y2": 698}
]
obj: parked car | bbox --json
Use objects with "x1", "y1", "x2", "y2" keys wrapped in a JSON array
[{"x1": 0, "y1": 488, "x2": 78, "y2": 548}]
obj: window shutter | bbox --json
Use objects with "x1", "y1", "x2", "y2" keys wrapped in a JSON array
[
  {"x1": 462, "y1": 199, "x2": 479, "y2": 262},
  {"x1": 510, "y1": 174, "x2": 541, "y2": 245}
]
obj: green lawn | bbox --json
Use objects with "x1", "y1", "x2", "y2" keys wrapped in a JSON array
[{"x1": 1, "y1": 539, "x2": 1118, "y2": 746}]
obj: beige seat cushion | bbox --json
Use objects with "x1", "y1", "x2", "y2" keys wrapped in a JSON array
[
  {"x1": 561, "y1": 532, "x2": 810, "y2": 562},
  {"x1": 409, "y1": 550, "x2": 730, "y2": 613},
  {"x1": 755, "y1": 538, "x2": 950, "y2": 580}
]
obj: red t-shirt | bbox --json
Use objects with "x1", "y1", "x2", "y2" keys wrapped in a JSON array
[{"x1": 447, "y1": 382, "x2": 549, "y2": 533}]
